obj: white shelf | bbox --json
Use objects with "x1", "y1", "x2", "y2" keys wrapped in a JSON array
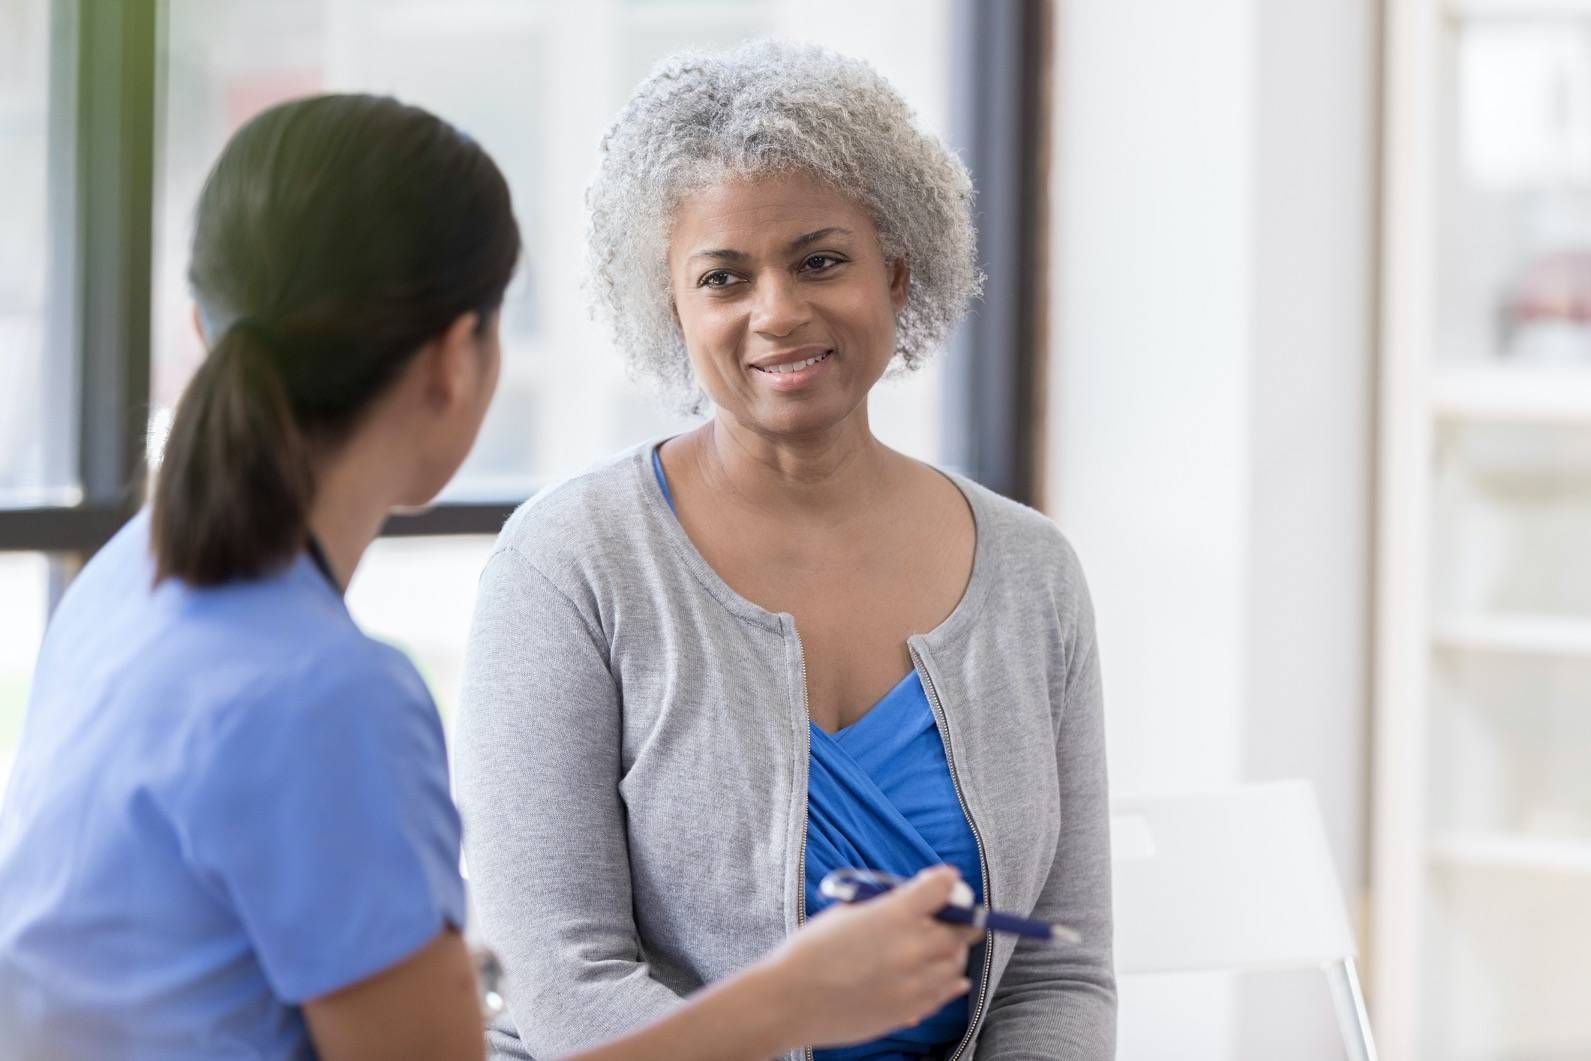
[
  {"x1": 1433, "y1": 367, "x2": 1591, "y2": 425},
  {"x1": 1434, "y1": 614, "x2": 1591, "y2": 658},
  {"x1": 1430, "y1": 831, "x2": 1591, "y2": 874},
  {"x1": 1446, "y1": 0, "x2": 1591, "y2": 18},
  {"x1": 1380, "y1": 0, "x2": 1591, "y2": 1053}
]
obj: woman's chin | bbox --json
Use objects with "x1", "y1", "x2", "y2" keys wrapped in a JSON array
[{"x1": 742, "y1": 398, "x2": 866, "y2": 441}]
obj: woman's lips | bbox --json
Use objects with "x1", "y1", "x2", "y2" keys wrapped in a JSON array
[
  {"x1": 749, "y1": 349, "x2": 834, "y2": 389},
  {"x1": 751, "y1": 349, "x2": 833, "y2": 375}
]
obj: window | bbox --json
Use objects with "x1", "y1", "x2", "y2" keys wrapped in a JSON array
[
  {"x1": 345, "y1": 536, "x2": 498, "y2": 724},
  {"x1": 0, "y1": 554, "x2": 49, "y2": 794},
  {"x1": 0, "y1": 0, "x2": 75, "y2": 508},
  {"x1": 152, "y1": 0, "x2": 954, "y2": 498},
  {"x1": 0, "y1": 0, "x2": 1042, "y2": 792}
]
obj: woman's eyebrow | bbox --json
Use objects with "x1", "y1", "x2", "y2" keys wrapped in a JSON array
[
  {"x1": 687, "y1": 227, "x2": 853, "y2": 265},
  {"x1": 789, "y1": 227, "x2": 851, "y2": 250},
  {"x1": 689, "y1": 247, "x2": 750, "y2": 265}
]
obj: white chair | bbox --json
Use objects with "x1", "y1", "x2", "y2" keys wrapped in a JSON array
[{"x1": 1110, "y1": 780, "x2": 1377, "y2": 1061}]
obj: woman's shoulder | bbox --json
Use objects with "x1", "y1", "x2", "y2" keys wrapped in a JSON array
[
  {"x1": 158, "y1": 626, "x2": 441, "y2": 816},
  {"x1": 938, "y1": 473, "x2": 1097, "y2": 656},
  {"x1": 489, "y1": 441, "x2": 661, "y2": 582},
  {"x1": 235, "y1": 624, "x2": 436, "y2": 733},
  {"x1": 946, "y1": 471, "x2": 1088, "y2": 585},
  {"x1": 500, "y1": 442, "x2": 646, "y2": 533}
]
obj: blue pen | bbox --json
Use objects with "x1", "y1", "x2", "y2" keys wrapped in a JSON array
[{"x1": 819, "y1": 868, "x2": 1083, "y2": 947}]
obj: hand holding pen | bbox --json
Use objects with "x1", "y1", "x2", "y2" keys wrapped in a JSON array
[
  {"x1": 769, "y1": 866, "x2": 982, "y2": 1048},
  {"x1": 820, "y1": 868, "x2": 1083, "y2": 947}
]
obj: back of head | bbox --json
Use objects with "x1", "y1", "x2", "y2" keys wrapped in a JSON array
[{"x1": 152, "y1": 94, "x2": 520, "y2": 587}]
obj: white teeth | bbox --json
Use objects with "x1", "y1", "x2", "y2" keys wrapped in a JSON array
[{"x1": 757, "y1": 351, "x2": 831, "y2": 375}]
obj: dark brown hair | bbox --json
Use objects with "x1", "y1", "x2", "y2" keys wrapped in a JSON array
[{"x1": 152, "y1": 94, "x2": 520, "y2": 586}]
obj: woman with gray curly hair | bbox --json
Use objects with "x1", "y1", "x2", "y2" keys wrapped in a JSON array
[{"x1": 455, "y1": 40, "x2": 1115, "y2": 1061}]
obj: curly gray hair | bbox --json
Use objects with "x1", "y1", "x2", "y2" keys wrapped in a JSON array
[{"x1": 584, "y1": 39, "x2": 982, "y2": 400}]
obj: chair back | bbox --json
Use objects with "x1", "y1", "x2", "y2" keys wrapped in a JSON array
[{"x1": 1111, "y1": 779, "x2": 1357, "y2": 974}]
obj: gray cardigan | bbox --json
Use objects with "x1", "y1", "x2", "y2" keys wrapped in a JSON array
[{"x1": 454, "y1": 444, "x2": 1115, "y2": 1060}]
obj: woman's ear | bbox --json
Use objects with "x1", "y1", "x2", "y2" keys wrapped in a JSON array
[
  {"x1": 889, "y1": 257, "x2": 911, "y2": 313},
  {"x1": 424, "y1": 311, "x2": 484, "y2": 411}
]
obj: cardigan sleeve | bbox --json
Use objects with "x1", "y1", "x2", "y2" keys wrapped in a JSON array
[
  {"x1": 453, "y1": 546, "x2": 684, "y2": 1058},
  {"x1": 974, "y1": 552, "x2": 1117, "y2": 1059}
]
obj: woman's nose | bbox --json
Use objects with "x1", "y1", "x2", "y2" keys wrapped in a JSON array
[{"x1": 749, "y1": 272, "x2": 811, "y2": 338}]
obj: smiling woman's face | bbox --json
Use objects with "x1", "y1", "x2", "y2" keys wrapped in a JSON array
[{"x1": 667, "y1": 171, "x2": 909, "y2": 439}]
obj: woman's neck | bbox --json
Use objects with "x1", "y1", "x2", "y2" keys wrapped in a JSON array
[
  {"x1": 687, "y1": 412, "x2": 894, "y2": 522},
  {"x1": 306, "y1": 439, "x2": 400, "y2": 592}
]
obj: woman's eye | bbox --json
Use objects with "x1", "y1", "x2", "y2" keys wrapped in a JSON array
[
  {"x1": 699, "y1": 270, "x2": 739, "y2": 289},
  {"x1": 803, "y1": 254, "x2": 842, "y2": 272}
]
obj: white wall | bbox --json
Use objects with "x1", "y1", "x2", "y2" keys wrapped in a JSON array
[
  {"x1": 1240, "y1": 0, "x2": 1378, "y2": 1053},
  {"x1": 1047, "y1": 1, "x2": 1378, "y2": 1057}
]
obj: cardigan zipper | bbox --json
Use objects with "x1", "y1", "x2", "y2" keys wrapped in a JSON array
[
  {"x1": 794, "y1": 634, "x2": 992, "y2": 1061},
  {"x1": 910, "y1": 642, "x2": 994, "y2": 1061},
  {"x1": 793, "y1": 625, "x2": 815, "y2": 1061}
]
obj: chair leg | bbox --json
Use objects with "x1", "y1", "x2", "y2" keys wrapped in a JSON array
[{"x1": 1325, "y1": 958, "x2": 1378, "y2": 1061}]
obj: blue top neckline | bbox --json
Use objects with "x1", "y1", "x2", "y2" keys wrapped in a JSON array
[{"x1": 651, "y1": 445, "x2": 677, "y2": 513}]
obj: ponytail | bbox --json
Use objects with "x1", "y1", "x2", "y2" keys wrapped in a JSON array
[
  {"x1": 151, "y1": 94, "x2": 520, "y2": 587},
  {"x1": 151, "y1": 323, "x2": 315, "y2": 586}
]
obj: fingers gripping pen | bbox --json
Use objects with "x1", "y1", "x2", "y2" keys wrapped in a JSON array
[{"x1": 819, "y1": 868, "x2": 1083, "y2": 946}]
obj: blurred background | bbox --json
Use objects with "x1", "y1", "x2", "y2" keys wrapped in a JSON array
[{"x1": 1, "y1": 0, "x2": 1587, "y2": 1057}]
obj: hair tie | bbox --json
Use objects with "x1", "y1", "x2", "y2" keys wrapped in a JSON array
[{"x1": 223, "y1": 317, "x2": 281, "y2": 355}]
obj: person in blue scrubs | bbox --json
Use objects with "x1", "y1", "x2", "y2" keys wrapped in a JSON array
[{"x1": 0, "y1": 93, "x2": 976, "y2": 1061}]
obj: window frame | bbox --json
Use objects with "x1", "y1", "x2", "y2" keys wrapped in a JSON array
[{"x1": 0, "y1": 0, "x2": 1050, "y2": 601}]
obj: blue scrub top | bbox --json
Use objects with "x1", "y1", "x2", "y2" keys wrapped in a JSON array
[
  {"x1": 0, "y1": 512, "x2": 465, "y2": 1059},
  {"x1": 652, "y1": 446, "x2": 982, "y2": 1060}
]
